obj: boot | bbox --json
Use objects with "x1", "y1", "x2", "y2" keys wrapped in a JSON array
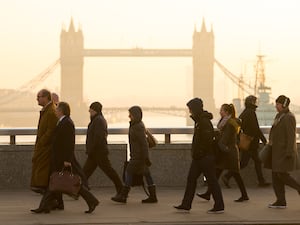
[
  {"x1": 30, "y1": 190, "x2": 52, "y2": 213},
  {"x1": 142, "y1": 185, "x2": 158, "y2": 203},
  {"x1": 79, "y1": 186, "x2": 99, "y2": 213},
  {"x1": 111, "y1": 186, "x2": 130, "y2": 203}
]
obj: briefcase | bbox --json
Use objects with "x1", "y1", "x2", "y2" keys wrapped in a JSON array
[{"x1": 49, "y1": 166, "x2": 82, "y2": 197}]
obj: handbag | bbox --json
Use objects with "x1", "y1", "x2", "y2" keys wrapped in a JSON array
[
  {"x1": 49, "y1": 166, "x2": 82, "y2": 197},
  {"x1": 122, "y1": 161, "x2": 144, "y2": 187},
  {"x1": 259, "y1": 144, "x2": 272, "y2": 164},
  {"x1": 238, "y1": 132, "x2": 254, "y2": 151},
  {"x1": 145, "y1": 129, "x2": 158, "y2": 148}
]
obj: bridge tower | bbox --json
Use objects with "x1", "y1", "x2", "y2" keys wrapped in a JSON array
[
  {"x1": 192, "y1": 19, "x2": 216, "y2": 115},
  {"x1": 60, "y1": 19, "x2": 87, "y2": 125}
]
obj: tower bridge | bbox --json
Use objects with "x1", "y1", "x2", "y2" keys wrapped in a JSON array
[
  {"x1": 60, "y1": 18, "x2": 215, "y2": 124},
  {"x1": 2, "y1": 18, "x2": 285, "y2": 127}
]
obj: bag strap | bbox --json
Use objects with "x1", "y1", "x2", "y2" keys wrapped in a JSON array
[{"x1": 141, "y1": 178, "x2": 150, "y2": 197}]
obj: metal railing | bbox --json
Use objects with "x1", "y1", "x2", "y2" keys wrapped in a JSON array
[{"x1": 0, "y1": 126, "x2": 300, "y2": 145}]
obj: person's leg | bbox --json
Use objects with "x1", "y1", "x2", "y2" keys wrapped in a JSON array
[
  {"x1": 277, "y1": 172, "x2": 300, "y2": 193},
  {"x1": 222, "y1": 170, "x2": 232, "y2": 188},
  {"x1": 198, "y1": 168, "x2": 222, "y2": 200},
  {"x1": 98, "y1": 155, "x2": 123, "y2": 193},
  {"x1": 269, "y1": 172, "x2": 286, "y2": 207},
  {"x1": 240, "y1": 150, "x2": 251, "y2": 169},
  {"x1": 111, "y1": 170, "x2": 131, "y2": 203},
  {"x1": 203, "y1": 155, "x2": 224, "y2": 211},
  {"x1": 78, "y1": 185, "x2": 99, "y2": 213},
  {"x1": 231, "y1": 171, "x2": 249, "y2": 202},
  {"x1": 175, "y1": 159, "x2": 201, "y2": 210},
  {"x1": 142, "y1": 169, "x2": 157, "y2": 203},
  {"x1": 252, "y1": 149, "x2": 269, "y2": 186},
  {"x1": 83, "y1": 156, "x2": 98, "y2": 180}
]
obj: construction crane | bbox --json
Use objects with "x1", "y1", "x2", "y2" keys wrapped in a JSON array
[
  {"x1": 0, "y1": 59, "x2": 60, "y2": 105},
  {"x1": 214, "y1": 59, "x2": 254, "y2": 99}
]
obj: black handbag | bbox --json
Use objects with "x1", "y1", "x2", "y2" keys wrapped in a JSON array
[
  {"x1": 49, "y1": 166, "x2": 82, "y2": 197},
  {"x1": 122, "y1": 161, "x2": 144, "y2": 187}
]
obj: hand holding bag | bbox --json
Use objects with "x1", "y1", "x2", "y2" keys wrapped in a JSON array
[
  {"x1": 238, "y1": 132, "x2": 254, "y2": 151},
  {"x1": 49, "y1": 166, "x2": 82, "y2": 197}
]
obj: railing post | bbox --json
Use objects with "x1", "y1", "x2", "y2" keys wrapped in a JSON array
[
  {"x1": 10, "y1": 135, "x2": 16, "y2": 145},
  {"x1": 165, "y1": 134, "x2": 171, "y2": 144}
]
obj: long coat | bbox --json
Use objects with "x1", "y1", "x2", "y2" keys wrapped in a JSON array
[
  {"x1": 31, "y1": 102, "x2": 58, "y2": 188},
  {"x1": 127, "y1": 120, "x2": 149, "y2": 174},
  {"x1": 51, "y1": 116, "x2": 88, "y2": 188},
  {"x1": 269, "y1": 111, "x2": 300, "y2": 172},
  {"x1": 216, "y1": 118, "x2": 240, "y2": 172}
]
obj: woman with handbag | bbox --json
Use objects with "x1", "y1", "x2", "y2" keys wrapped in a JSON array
[
  {"x1": 111, "y1": 105, "x2": 157, "y2": 203},
  {"x1": 31, "y1": 102, "x2": 99, "y2": 214},
  {"x1": 197, "y1": 104, "x2": 249, "y2": 202}
]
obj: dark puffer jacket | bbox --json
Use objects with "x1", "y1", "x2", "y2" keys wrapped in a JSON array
[
  {"x1": 127, "y1": 106, "x2": 149, "y2": 174},
  {"x1": 187, "y1": 98, "x2": 215, "y2": 159}
]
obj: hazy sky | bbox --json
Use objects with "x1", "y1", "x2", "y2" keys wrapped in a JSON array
[{"x1": 1, "y1": 0, "x2": 300, "y2": 107}]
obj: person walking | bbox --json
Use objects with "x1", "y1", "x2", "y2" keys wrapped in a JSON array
[
  {"x1": 174, "y1": 98, "x2": 224, "y2": 213},
  {"x1": 83, "y1": 102, "x2": 123, "y2": 196},
  {"x1": 222, "y1": 95, "x2": 269, "y2": 188},
  {"x1": 31, "y1": 102, "x2": 99, "y2": 214},
  {"x1": 267, "y1": 95, "x2": 300, "y2": 209},
  {"x1": 197, "y1": 104, "x2": 249, "y2": 202},
  {"x1": 111, "y1": 105, "x2": 158, "y2": 204},
  {"x1": 31, "y1": 89, "x2": 58, "y2": 194}
]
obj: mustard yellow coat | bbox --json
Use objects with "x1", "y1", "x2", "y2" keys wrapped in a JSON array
[{"x1": 31, "y1": 102, "x2": 58, "y2": 188}]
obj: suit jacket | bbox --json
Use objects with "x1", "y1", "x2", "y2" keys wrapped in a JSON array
[{"x1": 51, "y1": 116, "x2": 88, "y2": 187}]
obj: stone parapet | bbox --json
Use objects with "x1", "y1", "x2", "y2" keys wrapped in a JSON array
[{"x1": 1, "y1": 143, "x2": 300, "y2": 188}]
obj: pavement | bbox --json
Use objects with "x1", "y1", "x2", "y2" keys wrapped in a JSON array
[{"x1": 1, "y1": 186, "x2": 300, "y2": 225}]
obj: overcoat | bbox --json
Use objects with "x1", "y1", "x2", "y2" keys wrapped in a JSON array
[
  {"x1": 127, "y1": 106, "x2": 150, "y2": 175},
  {"x1": 269, "y1": 111, "x2": 300, "y2": 172},
  {"x1": 31, "y1": 102, "x2": 57, "y2": 188},
  {"x1": 216, "y1": 118, "x2": 240, "y2": 172}
]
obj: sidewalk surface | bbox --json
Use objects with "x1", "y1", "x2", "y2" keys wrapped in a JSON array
[{"x1": 1, "y1": 186, "x2": 300, "y2": 225}]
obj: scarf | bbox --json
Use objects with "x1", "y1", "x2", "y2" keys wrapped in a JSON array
[{"x1": 217, "y1": 115, "x2": 231, "y2": 130}]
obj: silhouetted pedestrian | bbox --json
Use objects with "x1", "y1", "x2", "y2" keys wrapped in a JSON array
[
  {"x1": 174, "y1": 98, "x2": 224, "y2": 214},
  {"x1": 197, "y1": 104, "x2": 249, "y2": 202},
  {"x1": 267, "y1": 95, "x2": 300, "y2": 209}
]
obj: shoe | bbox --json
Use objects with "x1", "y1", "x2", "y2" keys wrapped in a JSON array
[
  {"x1": 85, "y1": 200, "x2": 99, "y2": 214},
  {"x1": 207, "y1": 208, "x2": 224, "y2": 214},
  {"x1": 196, "y1": 193, "x2": 210, "y2": 201},
  {"x1": 268, "y1": 202, "x2": 286, "y2": 209},
  {"x1": 30, "y1": 208, "x2": 50, "y2": 214},
  {"x1": 258, "y1": 182, "x2": 271, "y2": 187},
  {"x1": 222, "y1": 176, "x2": 231, "y2": 188},
  {"x1": 234, "y1": 196, "x2": 249, "y2": 202},
  {"x1": 174, "y1": 205, "x2": 190, "y2": 211}
]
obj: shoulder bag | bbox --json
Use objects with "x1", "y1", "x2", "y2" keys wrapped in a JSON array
[
  {"x1": 238, "y1": 131, "x2": 254, "y2": 151},
  {"x1": 145, "y1": 129, "x2": 158, "y2": 148}
]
